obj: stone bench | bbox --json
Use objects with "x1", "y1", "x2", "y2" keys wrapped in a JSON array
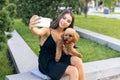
[
  {"x1": 5, "y1": 29, "x2": 120, "y2": 80},
  {"x1": 5, "y1": 30, "x2": 38, "y2": 73}
]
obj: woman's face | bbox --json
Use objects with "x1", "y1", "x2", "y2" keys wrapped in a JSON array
[{"x1": 59, "y1": 13, "x2": 72, "y2": 29}]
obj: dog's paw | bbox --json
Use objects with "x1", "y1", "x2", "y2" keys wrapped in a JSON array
[{"x1": 78, "y1": 54, "x2": 83, "y2": 58}]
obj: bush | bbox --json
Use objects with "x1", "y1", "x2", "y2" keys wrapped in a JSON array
[
  {"x1": 0, "y1": 1, "x2": 16, "y2": 51},
  {"x1": 0, "y1": 10, "x2": 11, "y2": 32}
]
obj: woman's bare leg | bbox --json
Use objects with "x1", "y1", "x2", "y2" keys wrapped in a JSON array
[
  {"x1": 71, "y1": 56, "x2": 86, "y2": 80},
  {"x1": 64, "y1": 65, "x2": 79, "y2": 80}
]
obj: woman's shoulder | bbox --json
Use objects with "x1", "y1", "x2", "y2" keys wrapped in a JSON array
[
  {"x1": 40, "y1": 27, "x2": 51, "y2": 36},
  {"x1": 42, "y1": 27, "x2": 51, "y2": 33}
]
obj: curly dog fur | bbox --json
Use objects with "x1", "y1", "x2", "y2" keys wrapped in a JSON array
[{"x1": 55, "y1": 28, "x2": 83, "y2": 62}]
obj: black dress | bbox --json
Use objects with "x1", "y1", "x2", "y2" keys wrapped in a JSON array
[{"x1": 38, "y1": 33, "x2": 71, "y2": 80}]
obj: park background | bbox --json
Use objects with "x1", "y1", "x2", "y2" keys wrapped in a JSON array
[{"x1": 0, "y1": 0, "x2": 120, "y2": 80}]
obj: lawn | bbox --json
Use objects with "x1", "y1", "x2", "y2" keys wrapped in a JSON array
[
  {"x1": 0, "y1": 43, "x2": 13, "y2": 80},
  {"x1": 75, "y1": 15, "x2": 120, "y2": 39}
]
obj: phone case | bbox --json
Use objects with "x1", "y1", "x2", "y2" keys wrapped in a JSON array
[{"x1": 34, "y1": 17, "x2": 52, "y2": 27}]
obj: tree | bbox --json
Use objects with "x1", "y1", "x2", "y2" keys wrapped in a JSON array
[
  {"x1": 79, "y1": 0, "x2": 88, "y2": 17},
  {"x1": 0, "y1": 0, "x2": 16, "y2": 50},
  {"x1": 102, "y1": 0, "x2": 116, "y2": 8},
  {"x1": 16, "y1": 0, "x2": 79, "y2": 25},
  {"x1": 4, "y1": 3, "x2": 17, "y2": 26}
]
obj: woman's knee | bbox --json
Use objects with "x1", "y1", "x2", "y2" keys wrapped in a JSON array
[
  {"x1": 71, "y1": 56, "x2": 83, "y2": 66},
  {"x1": 65, "y1": 65, "x2": 78, "y2": 76}
]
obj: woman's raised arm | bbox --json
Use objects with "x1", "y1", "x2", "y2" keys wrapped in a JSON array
[{"x1": 29, "y1": 15, "x2": 48, "y2": 37}]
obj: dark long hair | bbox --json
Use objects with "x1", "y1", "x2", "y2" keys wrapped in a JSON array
[{"x1": 50, "y1": 9, "x2": 74, "y2": 30}]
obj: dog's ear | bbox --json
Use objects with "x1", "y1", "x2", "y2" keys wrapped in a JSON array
[{"x1": 73, "y1": 31, "x2": 79, "y2": 43}]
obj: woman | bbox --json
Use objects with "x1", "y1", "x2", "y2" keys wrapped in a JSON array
[{"x1": 29, "y1": 9, "x2": 85, "y2": 80}]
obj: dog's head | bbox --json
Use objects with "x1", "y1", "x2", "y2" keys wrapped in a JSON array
[{"x1": 63, "y1": 28, "x2": 79, "y2": 44}]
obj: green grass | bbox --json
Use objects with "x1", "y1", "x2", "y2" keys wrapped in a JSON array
[
  {"x1": 77, "y1": 38, "x2": 120, "y2": 62},
  {"x1": 0, "y1": 43, "x2": 13, "y2": 80},
  {"x1": 13, "y1": 19, "x2": 120, "y2": 63},
  {"x1": 75, "y1": 15, "x2": 120, "y2": 39}
]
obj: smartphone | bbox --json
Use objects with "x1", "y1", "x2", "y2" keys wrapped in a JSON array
[{"x1": 34, "y1": 17, "x2": 52, "y2": 27}]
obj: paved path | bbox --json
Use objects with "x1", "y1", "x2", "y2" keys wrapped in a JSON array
[{"x1": 89, "y1": 12, "x2": 120, "y2": 20}]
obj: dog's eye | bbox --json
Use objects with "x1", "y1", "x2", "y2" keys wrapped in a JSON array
[
  {"x1": 69, "y1": 34, "x2": 73, "y2": 37},
  {"x1": 64, "y1": 34, "x2": 73, "y2": 37},
  {"x1": 65, "y1": 34, "x2": 68, "y2": 36}
]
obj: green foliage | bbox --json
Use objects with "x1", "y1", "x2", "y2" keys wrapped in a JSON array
[
  {"x1": 4, "y1": 3, "x2": 17, "y2": 19},
  {"x1": 102, "y1": 0, "x2": 116, "y2": 8},
  {"x1": 61, "y1": 0, "x2": 79, "y2": 13},
  {"x1": 3, "y1": 3, "x2": 17, "y2": 32},
  {"x1": 16, "y1": 0, "x2": 79, "y2": 25},
  {"x1": 0, "y1": 1, "x2": 17, "y2": 33},
  {"x1": 0, "y1": 0, "x2": 8, "y2": 9},
  {"x1": 0, "y1": 1, "x2": 16, "y2": 79},
  {"x1": 0, "y1": 42, "x2": 6, "y2": 51},
  {"x1": 0, "y1": 3, "x2": 16, "y2": 77},
  {"x1": 0, "y1": 10, "x2": 11, "y2": 32},
  {"x1": 0, "y1": 35, "x2": 7, "y2": 43},
  {"x1": 9, "y1": 0, "x2": 18, "y2": 3}
]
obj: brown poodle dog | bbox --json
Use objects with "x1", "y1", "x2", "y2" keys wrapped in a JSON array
[{"x1": 55, "y1": 28, "x2": 83, "y2": 62}]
